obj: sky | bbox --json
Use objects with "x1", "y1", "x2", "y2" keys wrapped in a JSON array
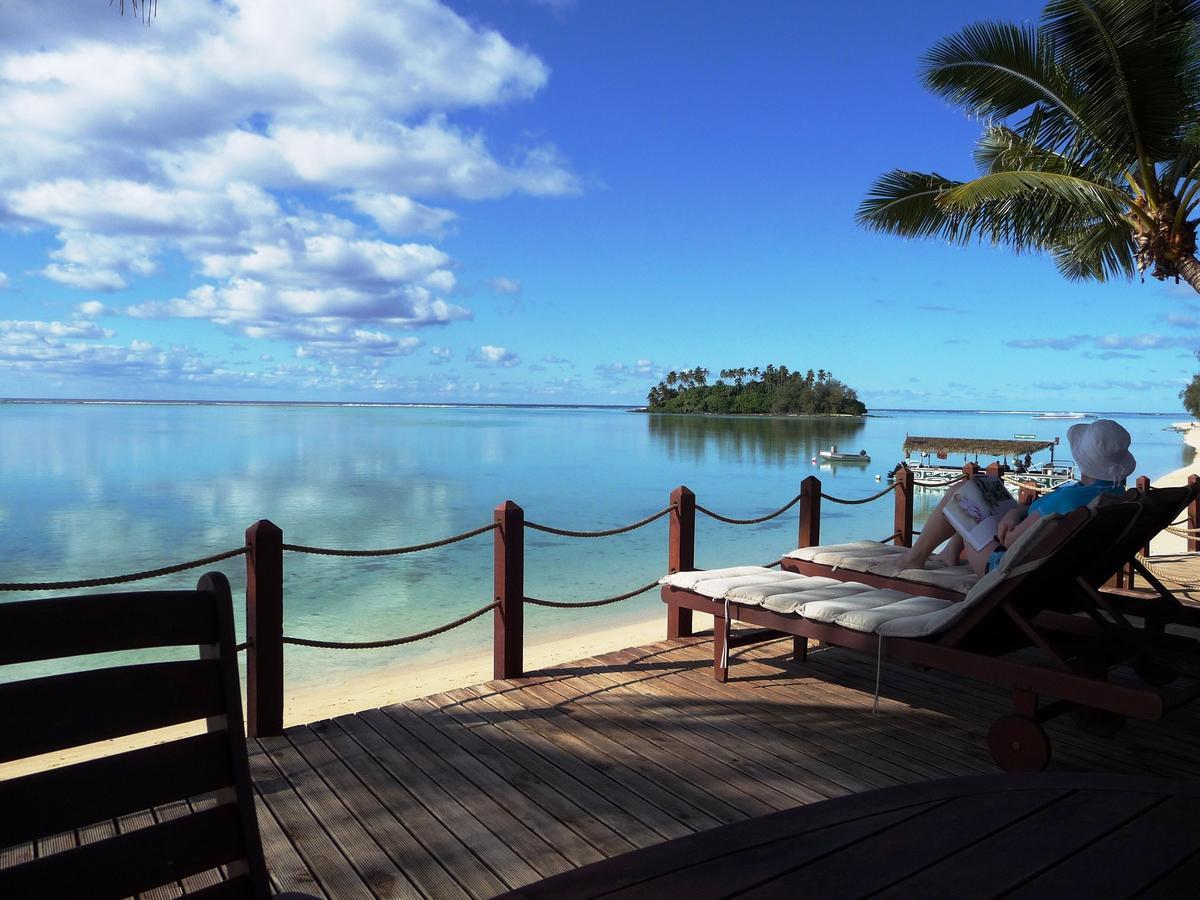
[{"x1": 0, "y1": 0, "x2": 1195, "y2": 411}]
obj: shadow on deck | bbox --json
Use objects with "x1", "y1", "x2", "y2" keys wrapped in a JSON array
[{"x1": 251, "y1": 636, "x2": 1200, "y2": 898}]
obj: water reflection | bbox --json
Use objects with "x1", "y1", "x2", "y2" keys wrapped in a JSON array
[{"x1": 646, "y1": 414, "x2": 866, "y2": 467}]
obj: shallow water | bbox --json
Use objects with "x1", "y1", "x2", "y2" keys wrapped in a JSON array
[{"x1": 0, "y1": 403, "x2": 1187, "y2": 686}]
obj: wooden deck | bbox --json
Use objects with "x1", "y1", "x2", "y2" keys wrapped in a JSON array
[{"x1": 249, "y1": 633, "x2": 1200, "y2": 899}]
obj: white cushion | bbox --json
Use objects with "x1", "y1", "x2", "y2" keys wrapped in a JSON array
[
  {"x1": 797, "y1": 588, "x2": 914, "y2": 623},
  {"x1": 761, "y1": 583, "x2": 883, "y2": 615},
  {"x1": 834, "y1": 596, "x2": 956, "y2": 633},
  {"x1": 659, "y1": 566, "x2": 777, "y2": 592}
]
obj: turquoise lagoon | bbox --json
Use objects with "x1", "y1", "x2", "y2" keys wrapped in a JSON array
[{"x1": 0, "y1": 402, "x2": 1190, "y2": 687}]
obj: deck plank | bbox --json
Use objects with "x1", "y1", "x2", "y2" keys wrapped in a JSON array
[{"x1": 227, "y1": 635, "x2": 1200, "y2": 900}]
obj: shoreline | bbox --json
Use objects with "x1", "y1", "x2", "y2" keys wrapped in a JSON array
[{"x1": 1149, "y1": 424, "x2": 1200, "y2": 555}]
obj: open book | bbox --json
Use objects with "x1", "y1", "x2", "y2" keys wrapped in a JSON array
[{"x1": 943, "y1": 475, "x2": 1018, "y2": 551}]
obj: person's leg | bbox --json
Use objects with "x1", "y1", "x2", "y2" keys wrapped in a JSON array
[
  {"x1": 896, "y1": 483, "x2": 963, "y2": 568},
  {"x1": 963, "y1": 538, "x2": 1000, "y2": 576},
  {"x1": 934, "y1": 533, "x2": 964, "y2": 566}
]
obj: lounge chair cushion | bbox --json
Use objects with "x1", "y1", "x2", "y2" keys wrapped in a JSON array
[
  {"x1": 834, "y1": 595, "x2": 957, "y2": 633},
  {"x1": 873, "y1": 512, "x2": 1071, "y2": 638},
  {"x1": 661, "y1": 568, "x2": 942, "y2": 631},
  {"x1": 785, "y1": 541, "x2": 947, "y2": 573}
]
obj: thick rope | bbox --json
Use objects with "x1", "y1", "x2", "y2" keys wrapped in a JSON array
[
  {"x1": 0, "y1": 547, "x2": 248, "y2": 592},
  {"x1": 696, "y1": 493, "x2": 803, "y2": 526},
  {"x1": 877, "y1": 530, "x2": 902, "y2": 544},
  {"x1": 1135, "y1": 554, "x2": 1200, "y2": 588},
  {"x1": 525, "y1": 578, "x2": 660, "y2": 608},
  {"x1": 283, "y1": 522, "x2": 496, "y2": 557},
  {"x1": 282, "y1": 601, "x2": 499, "y2": 649},
  {"x1": 820, "y1": 482, "x2": 898, "y2": 505},
  {"x1": 235, "y1": 642, "x2": 248, "y2": 653},
  {"x1": 1165, "y1": 524, "x2": 1200, "y2": 538},
  {"x1": 761, "y1": 559, "x2": 783, "y2": 569},
  {"x1": 526, "y1": 505, "x2": 673, "y2": 538}
]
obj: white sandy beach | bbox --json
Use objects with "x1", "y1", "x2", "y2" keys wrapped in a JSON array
[{"x1": 1149, "y1": 425, "x2": 1200, "y2": 555}]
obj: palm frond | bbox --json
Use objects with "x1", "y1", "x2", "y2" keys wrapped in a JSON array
[
  {"x1": 856, "y1": 171, "x2": 969, "y2": 240},
  {"x1": 921, "y1": 21, "x2": 1081, "y2": 121},
  {"x1": 940, "y1": 170, "x2": 1130, "y2": 218},
  {"x1": 1050, "y1": 216, "x2": 1138, "y2": 281},
  {"x1": 1042, "y1": 0, "x2": 1200, "y2": 169}
]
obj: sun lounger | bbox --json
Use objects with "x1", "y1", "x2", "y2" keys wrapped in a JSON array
[{"x1": 661, "y1": 493, "x2": 1200, "y2": 770}]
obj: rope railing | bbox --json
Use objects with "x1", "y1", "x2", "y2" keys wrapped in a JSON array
[
  {"x1": 0, "y1": 546, "x2": 248, "y2": 592},
  {"x1": 1136, "y1": 554, "x2": 1200, "y2": 588},
  {"x1": 820, "y1": 482, "x2": 898, "y2": 506},
  {"x1": 525, "y1": 578, "x2": 660, "y2": 608},
  {"x1": 282, "y1": 522, "x2": 497, "y2": 557},
  {"x1": 696, "y1": 493, "x2": 802, "y2": 526},
  {"x1": 281, "y1": 600, "x2": 499, "y2": 649},
  {"x1": 877, "y1": 530, "x2": 902, "y2": 544},
  {"x1": 526, "y1": 505, "x2": 674, "y2": 538},
  {"x1": 1164, "y1": 524, "x2": 1200, "y2": 538}
]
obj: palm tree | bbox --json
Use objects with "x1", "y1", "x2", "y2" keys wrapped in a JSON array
[{"x1": 858, "y1": 0, "x2": 1200, "y2": 292}]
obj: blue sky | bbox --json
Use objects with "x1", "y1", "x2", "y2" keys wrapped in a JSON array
[{"x1": 0, "y1": 0, "x2": 1194, "y2": 411}]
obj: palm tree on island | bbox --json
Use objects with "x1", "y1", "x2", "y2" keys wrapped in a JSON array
[{"x1": 858, "y1": 0, "x2": 1200, "y2": 292}]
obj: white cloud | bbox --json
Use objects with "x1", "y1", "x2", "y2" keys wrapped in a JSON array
[
  {"x1": 0, "y1": 272, "x2": 8, "y2": 290},
  {"x1": 595, "y1": 359, "x2": 661, "y2": 379},
  {"x1": 469, "y1": 344, "x2": 520, "y2": 367},
  {"x1": 0, "y1": 0, "x2": 576, "y2": 381},
  {"x1": 342, "y1": 191, "x2": 456, "y2": 236},
  {"x1": 488, "y1": 276, "x2": 522, "y2": 294},
  {"x1": 429, "y1": 345, "x2": 452, "y2": 364}
]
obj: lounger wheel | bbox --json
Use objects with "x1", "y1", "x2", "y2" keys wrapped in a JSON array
[
  {"x1": 988, "y1": 715, "x2": 1050, "y2": 772},
  {"x1": 1069, "y1": 706, "x2": 1126, "y2": 737}
]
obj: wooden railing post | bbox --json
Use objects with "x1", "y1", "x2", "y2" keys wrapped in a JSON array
[
  {"x1": 667, "y1": 486, "x2": 696, "y2": 639},
  {"x1": 245, "y1": 519, "x2": 283, "y2": 738},
  {"x1": 963, "y1": 462, "x2": 981, "y2": 479},
  {"x1": 1190, "y1": 474, "x2": 1199, "y2": 553},
  {"x1": 799, "y1": 476, "x2": 821, "y2": 549},
  {"x1": 985, "y1": 461, "x2": 1003, "y2": 478},
  {"x1": 493, "y1": 500, "x2": 524, "y2": 680},
  {"x1": 893, "y1": 466, "x2": 913, "y2": 547}
]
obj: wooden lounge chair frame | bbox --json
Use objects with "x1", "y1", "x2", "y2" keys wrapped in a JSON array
[
  {"x1": 0, "y1": 573, "x2": 279, "y2": 899},
  {"x1": 663, "y1": 493, "x2": 1200, "y2": 770}
]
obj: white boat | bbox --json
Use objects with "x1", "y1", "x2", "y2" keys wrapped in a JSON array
[
  {"x1": 1031, "y1": 412, "x2": 1092, "y2": 420},
  {"x1": 819, "y1": 447, "x2": 871, "y2": 463}
]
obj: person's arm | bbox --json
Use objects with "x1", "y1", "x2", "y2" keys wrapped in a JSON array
[{"x1": 999, "y1": 508, "x2": 1041, "y2": 547}]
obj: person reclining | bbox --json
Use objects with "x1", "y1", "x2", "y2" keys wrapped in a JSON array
[{"x1": 892, "y1": 419, "x2": 1136, "y2": 576}]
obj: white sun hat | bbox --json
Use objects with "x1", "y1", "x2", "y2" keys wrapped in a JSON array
[{"x1": 1067, "y1": 419, "x2": 1136, "y2": 483}]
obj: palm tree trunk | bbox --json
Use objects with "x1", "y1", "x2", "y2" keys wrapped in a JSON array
[{"x1": 1177, "y1": 256, "x2": 1200, "y2": 293}]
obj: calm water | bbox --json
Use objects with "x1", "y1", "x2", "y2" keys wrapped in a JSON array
[{"x1": 1, "y1": 403, "x2": 1190, "y2": 685}]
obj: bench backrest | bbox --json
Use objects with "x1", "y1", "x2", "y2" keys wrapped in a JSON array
[{"x1": 0, "y1": 573, "x2": 270, "y2": 899}]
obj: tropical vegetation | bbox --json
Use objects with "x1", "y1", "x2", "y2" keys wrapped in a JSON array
[
  {"x1": 858, "y1": 0, "x2": 1200, "y2": 292},
  {"x1": 646, "y1": 365, "x2": 867, "y2": 415}
]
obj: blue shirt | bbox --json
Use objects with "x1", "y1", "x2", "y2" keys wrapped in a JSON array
[{"x1": 1029, "y1": 480, "x2": 1122, "y2": 517}]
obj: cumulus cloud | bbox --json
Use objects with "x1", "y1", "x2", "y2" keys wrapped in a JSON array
[
  {"x1": 542, "y1": 354, "x2": 572, "y2": 365},
  {"x1": 342, "y1": 191, "x2": 456, "y2": 236},
  {"x1": 0, "y1": 0, "x2": 577, "y2": 388},
  {"x1": 429, "y1": 345, "x2": 452, "y2": 364},
  {"x1": 488, "y1": 276, "x2": 522, "y2": 294},
  {"x1": 469, "y1": 344, "x2": 519, "y2": 367}
]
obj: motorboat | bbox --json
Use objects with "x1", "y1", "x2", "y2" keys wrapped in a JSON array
[{"x1": 819, "y1": 446, "x2": 871, "y2": 463}]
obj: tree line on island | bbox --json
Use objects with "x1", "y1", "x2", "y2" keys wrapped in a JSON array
[{"x1": 646, "y1": 365, "x2": 867, "y2": 415}]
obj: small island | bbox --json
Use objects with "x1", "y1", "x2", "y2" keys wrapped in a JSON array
[{"x1": 646, "y1": 365, "x2": 867, "y2": 415}]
